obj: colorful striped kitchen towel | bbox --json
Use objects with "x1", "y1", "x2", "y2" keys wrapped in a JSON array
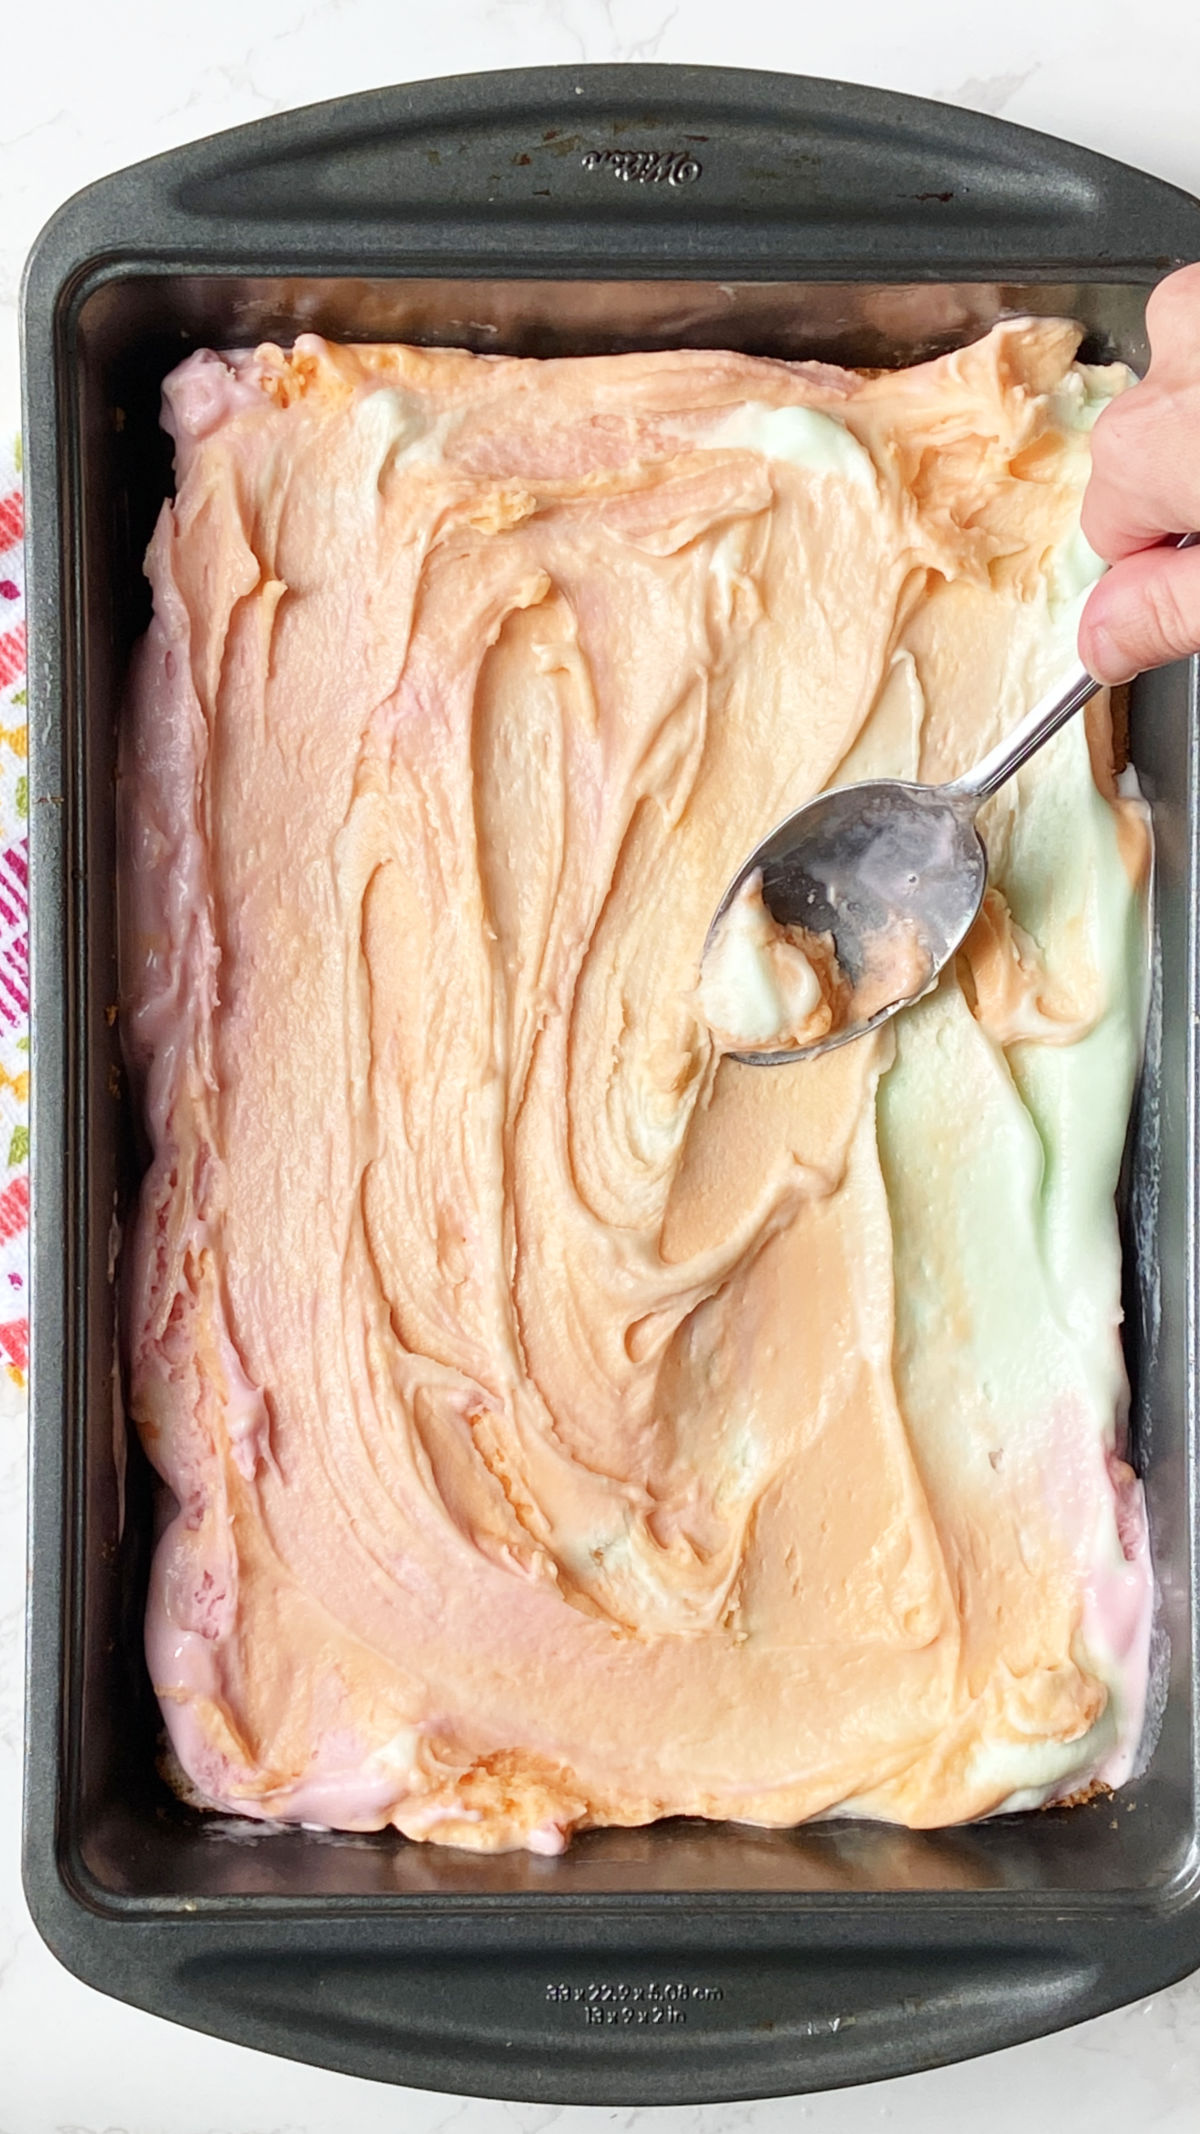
[{"x1": 0, "y1": 437, "x2": 29, "y2": 1388}]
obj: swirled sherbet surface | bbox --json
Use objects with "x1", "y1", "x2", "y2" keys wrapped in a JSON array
[{"x1": 122, "y1": 319, "x2": 1152, "y2": 1852}]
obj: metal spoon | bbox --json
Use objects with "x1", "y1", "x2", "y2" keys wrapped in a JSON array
[{"x1": 707, "y1": 531, "x2": 1198, "y2": 1066}]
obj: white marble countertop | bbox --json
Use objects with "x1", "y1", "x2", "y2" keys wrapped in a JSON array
[{"x1": 6, "y1": 2, "x2": 1200, "y2": 2126}]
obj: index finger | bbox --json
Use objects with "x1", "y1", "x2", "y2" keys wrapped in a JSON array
[{"x1": 1079, "y1": 372, "x2": 1200, "y2": 561}]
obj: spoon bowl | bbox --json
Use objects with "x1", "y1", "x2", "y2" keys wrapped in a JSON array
[{"x1": 710, "y1": 782, "x2": 987, "y2": 1065}]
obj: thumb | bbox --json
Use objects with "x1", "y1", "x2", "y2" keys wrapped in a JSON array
[{"x1": 1079, "y1": 543, "x2": 1200, "y2": 683}]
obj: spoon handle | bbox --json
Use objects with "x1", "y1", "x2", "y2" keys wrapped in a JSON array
[{"x1": 949, "y1": 530, "x2": 1200, "y2": 807}]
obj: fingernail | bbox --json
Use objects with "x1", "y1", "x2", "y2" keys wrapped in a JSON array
[
  {"x1": 1082, "y1": 616, "x2": 1130, "y2": 685},
  {"x1": 1085, "y1": 616, "x2": 1114, "y2": 675}
]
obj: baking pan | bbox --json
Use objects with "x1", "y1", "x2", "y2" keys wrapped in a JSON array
[{"x1": 19, "y1": 63, "x2": 1200, "y2": 2105}]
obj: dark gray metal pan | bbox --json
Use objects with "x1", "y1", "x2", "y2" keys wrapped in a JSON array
[{"x1": 19, "y1": 62, "x2": 1200, "y2": 2105}]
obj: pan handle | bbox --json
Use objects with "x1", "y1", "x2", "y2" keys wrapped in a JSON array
[
  {"x1": 23, "y1": 63, "x2": 1200, "y2": 290},
  {"x1": 158, "y1": 1938, "x2": 1106, "y2": 2104}
]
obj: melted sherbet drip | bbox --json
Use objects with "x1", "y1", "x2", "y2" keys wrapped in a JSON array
[{"x1": 121, "y1": 322, "x2": 1153, "y2": 1851}]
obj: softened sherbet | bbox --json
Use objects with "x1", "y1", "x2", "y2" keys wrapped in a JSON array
[{"x1": 121, "y1": 320, "x2": 1152, "y2": 1852}]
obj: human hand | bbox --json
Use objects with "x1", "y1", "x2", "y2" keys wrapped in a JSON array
[{"x1": 1078, "y1": 263, "x2": 1200, "y2": 683}]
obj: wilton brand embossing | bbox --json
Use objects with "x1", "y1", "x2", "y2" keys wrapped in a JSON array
[{"x1": 580, "y1": 147, "x2": 702, "y2": 186}]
